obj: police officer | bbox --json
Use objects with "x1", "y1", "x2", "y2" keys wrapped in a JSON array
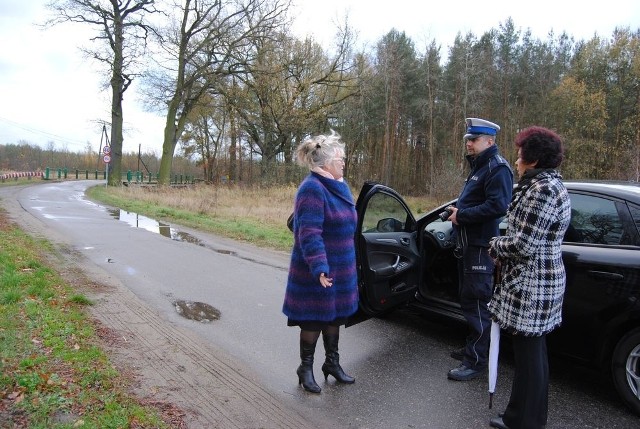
[{"x1": 444, "y1": 118, "x2": 513, "y2": 381}]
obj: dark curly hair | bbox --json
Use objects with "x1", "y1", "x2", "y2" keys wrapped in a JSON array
[{"x1": 514, "y1": 126, "x2": 564, "y2": 168}]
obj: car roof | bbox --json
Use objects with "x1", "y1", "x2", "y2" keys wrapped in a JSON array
[{"x1": 564, "y1": 180, "x2": 640, "y2": 203}]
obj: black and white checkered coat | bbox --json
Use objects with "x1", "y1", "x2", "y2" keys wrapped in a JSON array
[{"x1": 488, "y1": 169, "x2": 571, "y2": 336}]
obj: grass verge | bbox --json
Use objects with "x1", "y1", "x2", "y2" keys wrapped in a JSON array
[{"x1": 0, "y1": 210, "x2": 180, "y2": 428}]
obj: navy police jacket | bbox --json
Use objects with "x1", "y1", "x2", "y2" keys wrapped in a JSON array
[{"x1": 454, "y1": 145, "x2": 513, "y2": 247}]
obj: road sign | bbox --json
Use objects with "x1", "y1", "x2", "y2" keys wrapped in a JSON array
[
  {"x1": 103, "y1": 155, "x2": 111, "y2": 163},
  {"x1": 103, "y1": 146, "x2": 111, "y2": 154}
]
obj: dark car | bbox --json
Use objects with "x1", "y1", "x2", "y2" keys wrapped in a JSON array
[{"x1": 351, "y1": 180, "x2": 640, "y2": 415}]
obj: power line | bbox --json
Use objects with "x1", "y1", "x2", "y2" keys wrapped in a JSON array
[{"x1": 0, "y1": 115, "x2": 95, "y2": 148}]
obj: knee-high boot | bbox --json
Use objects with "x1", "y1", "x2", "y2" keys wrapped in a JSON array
[
  {"x1": 297, "y1": 338, "x2": 321, "y2": 393},
  {"x1": 321, "y1": 332, "x2": 355, "y2": 384}
]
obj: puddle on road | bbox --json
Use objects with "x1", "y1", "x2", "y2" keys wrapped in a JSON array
[
  {"x1": 108, "y1": 209, "x2": 206, "y2": 246},
  {"x1": 107, "y1": 208, "x2": 286, "y2": 271},
  {"x1": 174, "y1": 300, "x2": 221, "y2": 322}
]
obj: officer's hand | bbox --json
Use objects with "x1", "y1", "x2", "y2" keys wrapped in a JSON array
[{"x1": 449, "y1": 207, "x2": 459, "y2": 225}]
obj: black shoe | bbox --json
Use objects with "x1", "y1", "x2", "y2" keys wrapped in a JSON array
[
  {"x1": 298, "y1": 339, "x2": 321, "y2": 393},
  {"x1": 450, "y1": 347, "x2": 465, "y2": 360},
  {"x1": 297, "y1": 364, "x2": 321, "y2": 393},
  {"x1": 321, "y1": 333, "x2": 355, "y2": 384},
  {"x1": 489, "y1": 416, "x2": 509, "y2": 429},
  {"x1": 447, "y1": 364, "x2": 485, "y2": 381},
  {"x1": 322, "y1": 361, "x2": 355, "y2": 384}
]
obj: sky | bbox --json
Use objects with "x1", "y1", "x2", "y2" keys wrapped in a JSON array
[{"x1": 1, "y1": 0, "x2": 639, "y2": 157}]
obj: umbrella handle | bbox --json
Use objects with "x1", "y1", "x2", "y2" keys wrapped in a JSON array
[{"x1": 489, "y1": 392, "x2": 493, "y2": 409}]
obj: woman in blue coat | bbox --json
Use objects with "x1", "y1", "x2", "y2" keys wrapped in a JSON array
[
  {"x1": 283, "y1": 130, "x2": 358, "y2": 394},
  {"x1": 488, "y1": 127, "x2": 571, "y2": 429}
]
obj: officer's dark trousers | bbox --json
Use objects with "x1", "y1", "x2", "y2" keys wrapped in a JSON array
[
  {"x1": 503, "y1": 334, "x2": 549, "y2": 429},
  {"x1": 458, "y1": 246, "x2": 494, "y2": 370}
]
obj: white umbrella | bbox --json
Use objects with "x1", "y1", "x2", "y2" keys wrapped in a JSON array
[{"x1": 488, "y1": 320, "x2": 501, "y2": 408}]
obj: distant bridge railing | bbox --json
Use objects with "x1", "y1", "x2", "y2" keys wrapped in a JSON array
[{"x1": 1, "y1": 168, "x2": 198, "y2": 185}]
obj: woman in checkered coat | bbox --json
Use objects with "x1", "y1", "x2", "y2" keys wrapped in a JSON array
[{"x1": 487, "y1": 127, "x2": 571, "y2": 429}]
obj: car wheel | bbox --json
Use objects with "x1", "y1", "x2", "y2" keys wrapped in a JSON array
[{"x1": 612, "y1": 328, "x2": 640, "y2": 416}]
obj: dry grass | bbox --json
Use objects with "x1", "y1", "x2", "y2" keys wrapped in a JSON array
[
  {"x1": 109, "y1": 183, "x2": 300, "y2": 226},
  {"x1": 107, "y1": 183, "x2": 438, "y2": 222}
]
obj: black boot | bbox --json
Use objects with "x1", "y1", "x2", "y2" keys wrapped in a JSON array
[
  {"x1": 297, "y1": 339, "x2": 321, "y2": 393},
  {"x1": 321, "y1": 332, "x2": 355, "y2": 384}
]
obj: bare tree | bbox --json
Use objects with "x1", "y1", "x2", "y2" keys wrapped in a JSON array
[
  {"x1": 46, "y1": 0, "x2": 158, "y2": 185},
  {"x1": 375, "y1": 30, "x2": 419, "y2": 185},
  {"x1": 229, "y1": 28, "x2": 359, "y2": 180},
  {"x1": 179, "y1": 93, "x2": 228, "y2": 182},
  {"x1": 142, "y1": 0, "x2": 289, "y2": 185},
  {"x1": 419, "y1": 40, "x2": 443, "y2": 196}
]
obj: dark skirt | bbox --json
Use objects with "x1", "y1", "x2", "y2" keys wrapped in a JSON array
[{"x1": 287, "y1": 317, "x2": 348, "y2": 331}]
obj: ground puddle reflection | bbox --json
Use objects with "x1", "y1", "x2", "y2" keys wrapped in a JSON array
[
  {"x1": 108, "y1": 209, "x2": 206, "y2": 246},
  {"x1": 174, "y1": 300, "x2": 221, "y2": 322}
]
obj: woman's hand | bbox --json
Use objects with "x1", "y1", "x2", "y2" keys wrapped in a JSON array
[{"x1": 319, "y1": 273, "x2": 333, "y2": 288}]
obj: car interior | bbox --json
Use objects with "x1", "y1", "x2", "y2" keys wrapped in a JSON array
[{"x1": 420, "y1": 219, "x2": 459, "y2": 303}]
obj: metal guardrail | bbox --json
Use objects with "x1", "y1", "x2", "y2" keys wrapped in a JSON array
[
  {"x1": 41, "y1": 168, "x2": 197, "y2": 185},
  {"x1": 1, "y1": 168, "x2": 198, "y2": 185},
  {"x1": 43, "y1": 168, "x2": 107, "y2": 180}
]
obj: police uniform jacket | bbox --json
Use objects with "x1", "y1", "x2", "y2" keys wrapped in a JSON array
[
  {"x1": 488, "y1": 169, "x2": 571, "y2": 335},
  {"x1": 454, "y1": 145, "x2": 513, "y2": 247}
]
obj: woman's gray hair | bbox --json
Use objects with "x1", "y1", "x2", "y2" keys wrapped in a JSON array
[{"x1": 294, "y1": 130, "x2": 345, "y2": 169}]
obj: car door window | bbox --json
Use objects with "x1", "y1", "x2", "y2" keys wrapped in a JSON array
[
  {"x1": 361, "y1": 192, "x2": 408, "y2": 233},
  {"x1": 566, "y1": 193, "x2": 625, "y2": 245},
  {"x1": 630, "y1": 204, "x2": 640, "y2": 235}
]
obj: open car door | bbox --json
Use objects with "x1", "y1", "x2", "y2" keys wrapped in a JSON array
[{"x1": 347, "y1": 182, "x2": 421, "y2": 326}]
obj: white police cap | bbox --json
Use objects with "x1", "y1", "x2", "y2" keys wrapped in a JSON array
[{"x1": 464, "y1": 118, "x2": 500, "y2": 140}]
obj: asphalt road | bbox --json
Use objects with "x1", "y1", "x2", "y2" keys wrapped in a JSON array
[{"x1": 1, "y1": 180, "x2": 638, "y2": 429}]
